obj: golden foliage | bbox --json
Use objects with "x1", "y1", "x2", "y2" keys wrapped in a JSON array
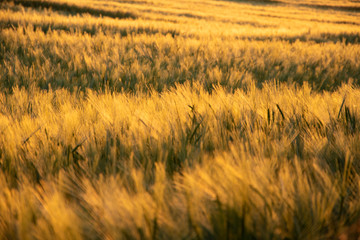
[{"x1": 1, "y1": 0, "x2": 360, "y2": 239}]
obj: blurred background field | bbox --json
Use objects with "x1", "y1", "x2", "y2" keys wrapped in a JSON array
[{"x1": 1, "y1": 0, "x2": 360, "y2": 239}]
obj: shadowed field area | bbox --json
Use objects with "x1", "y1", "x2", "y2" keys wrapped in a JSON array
[
  {"x1": 1, "y1": 0, "x2": 360, "y2": 239},
  {"x1": 299, "y1": 3, "x2": 360, "y2": 12},
  {"x1": 11, "y1": 0, "x2": 137, "y2": 19}
]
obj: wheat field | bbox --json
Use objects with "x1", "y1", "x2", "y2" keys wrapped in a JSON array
[{"x1": 1, "y1": 0, "x2": 360, "y2": 239}]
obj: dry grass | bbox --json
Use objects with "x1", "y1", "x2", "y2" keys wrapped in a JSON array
[{"x1": 1, "y1": 0, "x2": 360, "y2": 239}]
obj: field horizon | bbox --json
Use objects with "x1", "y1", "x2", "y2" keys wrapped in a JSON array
[{"x1": 1, "y1": 0, "x2": 360, "y2": 239}]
